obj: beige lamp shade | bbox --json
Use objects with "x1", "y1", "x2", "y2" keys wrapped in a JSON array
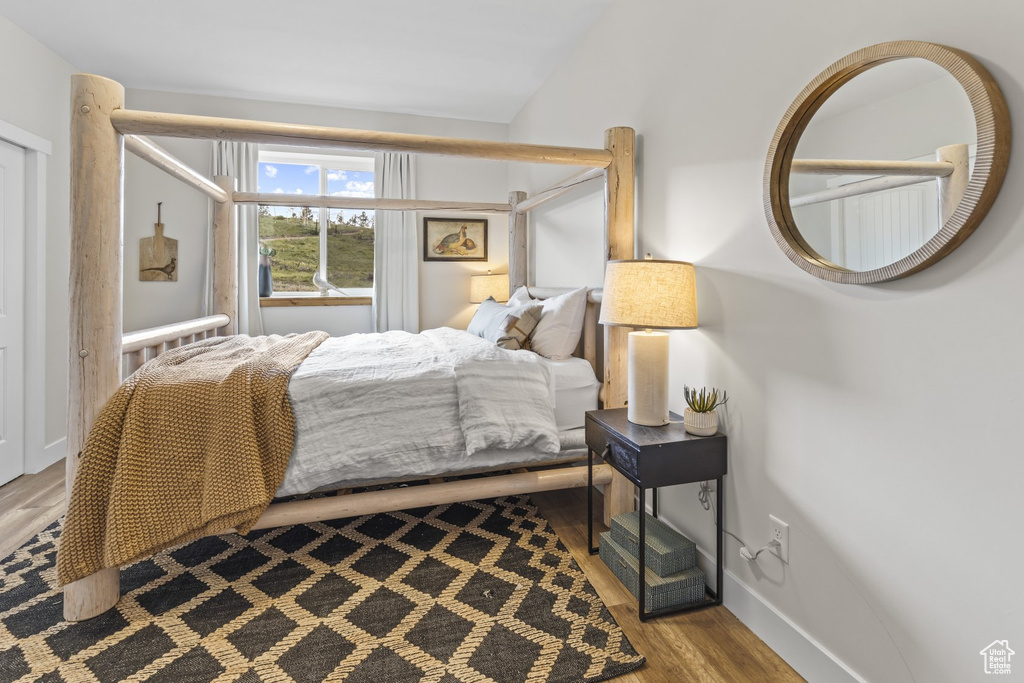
[
  {"x1": 470, "y1": 271, "x2": 510, "y2": 303},
  {"x1": 599, "y1": 258, "x2": 698, "y2": 329}
]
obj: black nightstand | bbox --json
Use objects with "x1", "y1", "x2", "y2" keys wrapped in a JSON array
[{"x1": 585, "y1": 407, "x2": 727, "y2": 621}]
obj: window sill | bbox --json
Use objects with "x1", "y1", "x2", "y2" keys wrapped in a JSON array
[{"x1": 260, "y1": 295, "x2": 372, "y2": 308}]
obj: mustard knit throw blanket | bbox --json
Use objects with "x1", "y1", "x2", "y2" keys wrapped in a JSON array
[{"x1": 57, "y1": 332, "x2": 328, "y2": 586}]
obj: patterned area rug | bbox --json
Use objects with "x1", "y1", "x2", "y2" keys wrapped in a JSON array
[{"x1": 0, "y1": 495, "x2": 644, "y2": 682}]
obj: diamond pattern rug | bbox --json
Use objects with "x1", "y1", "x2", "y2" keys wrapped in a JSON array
[{"x1": 0, "y1": 495, "x2": 644, "y2": 682}]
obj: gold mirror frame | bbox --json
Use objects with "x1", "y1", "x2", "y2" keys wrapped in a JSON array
[{"x1": 763, "y1": 41, "x2": 1011, "y2": 284}]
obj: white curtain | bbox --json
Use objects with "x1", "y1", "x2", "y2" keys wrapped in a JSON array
[
  {"x1": 373, "y1": 153, "x2": 418, "y2": 333},
  {"x1": 205, "y1": 141, "x2": 263, "y2": 335}
]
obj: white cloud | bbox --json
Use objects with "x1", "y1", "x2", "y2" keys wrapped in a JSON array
[
  {"x1": 346, "y1": 180, "x2": 374, "y2": 197},
  {"x1": 328, "y1": 180, "x2": 374, "y2": 199},
  {"x1": 327, "y1": 170, "x2": 348, "y2": 182},
  {"x1": 294, "y1": 188, "x2": 304, "y2": 194},
  {"x1": 304, "y1": 165, "x2": 319, "y2": 175},
  {"x1": 264, "y1": 165, "x2": 278, "y2": 178},
  {"x1": 273, "y1": 188, "x2": 284, "y2": 194}
]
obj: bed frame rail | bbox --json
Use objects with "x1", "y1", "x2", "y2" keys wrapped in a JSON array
[{"x1": 252, "y1": 464, "x2": 614, "y2": 531}]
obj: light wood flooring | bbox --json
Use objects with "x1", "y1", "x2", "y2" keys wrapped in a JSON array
[
  {"x1": 0, "y1": 462, "x2": 803, "y2": 682},
  {"x1": 0, "y1": 459, "x2": 66, "y2": 560},
  {"x1": 532, "y1": 487, "x2": 804, "y2": 682}
]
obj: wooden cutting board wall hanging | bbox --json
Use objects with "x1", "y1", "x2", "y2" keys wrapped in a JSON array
[{"x1": 139, "y1": 202, "x2": 178, "y2": 281}]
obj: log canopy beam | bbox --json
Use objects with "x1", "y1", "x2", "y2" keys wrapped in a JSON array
[
  {"x1": 110, "y1": 109, "x2": 613, "y2": 168},
  {"x1": 790, "y1": 174, "x2": 931, "y2": 208},
  {"x1": 235, "y1": 192, "x2": 510, "y2": 214},
  {"x1": 124, "y1": 135, "x2": 229, "y2": 202},
  {"x1": 791, "y1": 158, "x2": 953, "y2": 177},
  {"x1": 512, "y1": 167, "x2": 604, "y2": 214}
]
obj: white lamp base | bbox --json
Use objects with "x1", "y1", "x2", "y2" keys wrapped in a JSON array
[{"x1": 627, "y1": 330, "x2": 669, "y2": 426}]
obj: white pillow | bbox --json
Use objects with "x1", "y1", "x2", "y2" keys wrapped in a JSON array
[
  {"x1": 508, "y1": 286, "x2": 533, "y2": 307},
  {"x1": 527, "y1": 286, "x2": 589, "y2": 360}
]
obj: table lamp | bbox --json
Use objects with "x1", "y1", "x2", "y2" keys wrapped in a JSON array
[
  {"x1": 470, "y1": 271, "x2": 510, "y2": 303},
  {"x1": 599, "y1": 255, "x2": 697, "y2": 426}
]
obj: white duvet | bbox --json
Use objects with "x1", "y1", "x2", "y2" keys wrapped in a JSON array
[{"x1": 277, "y1": 327, "x2": 561, "y2": 496}]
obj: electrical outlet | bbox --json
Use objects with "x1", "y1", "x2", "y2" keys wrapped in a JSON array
[{"x1": 768, "y1": 514, "x2": 789, "y2": 563}]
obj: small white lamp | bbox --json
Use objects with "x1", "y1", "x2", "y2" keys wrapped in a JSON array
[
  {"x1": 469, "y1": 271, "x2": 510, "y2": 303},
  {"x1": 600, "y1": 255, "x2": 697, "y2": 426}
]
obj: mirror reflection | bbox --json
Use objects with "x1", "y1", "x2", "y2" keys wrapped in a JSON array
[{"x1": 789, "y1": 58, "x2": 977, "y2": 272}]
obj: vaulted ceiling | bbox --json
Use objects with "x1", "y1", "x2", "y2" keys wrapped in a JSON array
[{"x1": 0, "y1": 0, "x2": 612, "y2": 122}]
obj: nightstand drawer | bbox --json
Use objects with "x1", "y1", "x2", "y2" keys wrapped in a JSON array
[
  {"x1": 586, "y1": 420, "x2": 640, "y2": 483},
  {"x1": 607, "y1": 439, "x2": 640, "y2": 481}
]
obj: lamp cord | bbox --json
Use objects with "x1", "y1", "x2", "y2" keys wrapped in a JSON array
[{"x1": 697, "y1": 481, "x2": 777, "y2": 561}]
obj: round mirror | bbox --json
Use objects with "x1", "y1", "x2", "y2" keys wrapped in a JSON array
[{"x1": 764, "y1": 41, "x2": 1011, "y2": 284}]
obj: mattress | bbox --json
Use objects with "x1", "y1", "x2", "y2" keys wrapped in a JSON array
[
  {"x1": 301, "y1": 428, "x2": 590, "y2": 493},
  {"x1": 276, "y1": 333, "x2": 600, "y2": 497},
  {"x1": 546, "y1": 356, "x2": 601, "y2": 431}
]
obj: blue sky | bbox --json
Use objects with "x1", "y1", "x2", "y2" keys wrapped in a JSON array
[{"x1": 258, "y1": 162, "x2": 374, "y2": 197}]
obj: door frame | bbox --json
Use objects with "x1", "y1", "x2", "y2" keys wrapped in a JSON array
[{"x1": 0, "y1": 118, "x2": 54, "y2": 475}]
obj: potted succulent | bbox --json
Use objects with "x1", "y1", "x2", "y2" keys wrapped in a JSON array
[
  {"x1": 258, "y1": 243, "x2": 276, "y2": 298},
  {"x1": 683, "y1": 386, "x2": 728, "y2": 436}
]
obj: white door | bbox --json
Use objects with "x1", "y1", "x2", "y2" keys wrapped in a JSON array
[{"x1": 0, "y1": 138, "x2": 25, "y2": 485}]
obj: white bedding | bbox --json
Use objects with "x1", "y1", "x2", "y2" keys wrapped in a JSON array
[
  {"x1": 277, "y1": 327, "x2": 561, "y2": 496},
  {"x1": 545, "y1": 356, "x2": 601, "y2": 430}
]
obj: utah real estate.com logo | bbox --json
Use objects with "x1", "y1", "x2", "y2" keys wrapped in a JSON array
[{"x1": 980, "y1": 640, "x2": 1014, "y2": 675}]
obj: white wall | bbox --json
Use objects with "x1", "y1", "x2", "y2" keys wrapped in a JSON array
[
  {"x1": 123, "y1": 89, "x2": 511, "y2": 334},
  {"x1": 510, "y1": 2, "x2": 1024, "y2": 682},
  {"x1": 797, "y1": 73, "x2": 977, "y2": 161},
  {"x1": 0, "y1": 14, "x2": 75, "y2": 447}
]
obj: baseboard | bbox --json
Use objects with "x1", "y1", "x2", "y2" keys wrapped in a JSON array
[
  {"x1": 26, "y1": 437, "x2": 65, "y2": 474},
  {"x1": 697, "y1": 546, "x2": 866, "y2": 683},
  {"x1": 644, "y1": 507, "x2": 866, "y2": 683}
]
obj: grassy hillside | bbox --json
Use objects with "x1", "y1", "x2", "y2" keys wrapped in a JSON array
[{"x1": 259, "y1": 213, "x2": 374, "y2": 291}]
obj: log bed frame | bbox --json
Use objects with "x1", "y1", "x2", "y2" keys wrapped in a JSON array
[{"x1": 66, "y1": 74, "x2": 637, "y2": 620}]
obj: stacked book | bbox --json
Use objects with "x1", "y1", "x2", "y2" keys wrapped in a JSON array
[{"x1": 599, "y1": 511, "x2": 707, "y2": 611}]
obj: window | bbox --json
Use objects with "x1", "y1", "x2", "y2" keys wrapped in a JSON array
[{"x1": 257, "y1": 150, "x2": 375, "y2": 295}]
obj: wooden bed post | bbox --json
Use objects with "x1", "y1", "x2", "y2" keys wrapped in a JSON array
[
  {"x1": 212, "y1": 176, "x2": 238, "y2": 335},
  {"x1": 603, "y1": 126, "x2": 636, "y2": 525},
  {"x1": 65, "y1": 74, "x2": 124, "y2": 621},
  {"x1": 937, "y1": 143, "x2": 970, "y2": 225},
  {"x1": 508, "y1": 191, "x2": 528, "y2": 295}
]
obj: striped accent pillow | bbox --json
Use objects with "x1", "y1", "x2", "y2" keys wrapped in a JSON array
[
  {"x1": 467, "y1": 298, "x2": 543, "y2": 350},
  {"x1": 497, "y1": 304, "x2": 543, "y2": 350}
]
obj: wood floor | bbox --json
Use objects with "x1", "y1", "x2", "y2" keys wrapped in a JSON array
[
  {"x1": 531, "y1": 487, "x2": 804, "y2": 683},
  {"x1": 0, "y1": 462, "x2": 803, "y2": 682},
  {"x1": 0, "y1": 459, "x2": 66, "y2": 560}
]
